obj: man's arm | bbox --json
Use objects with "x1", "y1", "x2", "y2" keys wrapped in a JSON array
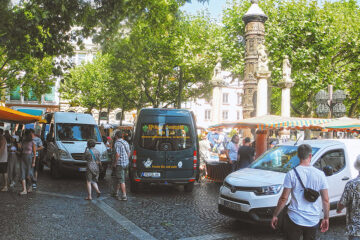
[
  {"x1": 271, "y1": 188, "x2": 291, "y2": 229},
  {"x1": 320, "y1": 189, "x2": 330, "y2": 232}
]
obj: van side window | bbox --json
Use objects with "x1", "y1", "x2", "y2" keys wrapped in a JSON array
[
  {"x1": 140, "y1": 124, "x2": 192, "y2": 151},
  {"x1": 314, "y1": 149, "x2": 345, "y2": 174}
]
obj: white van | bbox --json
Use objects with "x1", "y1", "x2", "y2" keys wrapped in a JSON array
[
  {"x1": 218, "y1": 139, "x2": 360, "y2": 224},
  {"x1": 41, "y1": 112, "x2": 110, "y2": 179}
]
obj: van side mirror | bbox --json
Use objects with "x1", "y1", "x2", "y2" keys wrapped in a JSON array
[{"x1": 323, "y1": 165, "x2": 333, "y2": 176}]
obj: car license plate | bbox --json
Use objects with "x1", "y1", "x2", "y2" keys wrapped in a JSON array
[
  {"x1": 142, "y1": 172, "x2": 161, "y2": 178},
  {"x1": 223, "y1": 200, "x2": 242, "y2": 211},
  {"x1": 79, "y1": 168, "x2": 87, "y2": 172}
]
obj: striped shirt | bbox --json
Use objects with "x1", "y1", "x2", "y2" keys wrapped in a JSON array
[{"x1": 114, "y1": 139, "x2": 130, "y2": 167}]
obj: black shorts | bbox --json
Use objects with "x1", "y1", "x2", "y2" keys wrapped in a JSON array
[{"x1": 0, "y1": 162, "x2": 8, "y2": 174}]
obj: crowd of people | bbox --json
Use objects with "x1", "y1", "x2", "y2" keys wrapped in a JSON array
[
  {"x1": 0, "y1": 128, "x2": 43, "y2": 195},
  {"x1": 198, "y1": 130, "x2": 256, "y2": 178}
]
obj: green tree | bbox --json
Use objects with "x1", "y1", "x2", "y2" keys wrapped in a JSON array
[{"x1": 60, "y1": 53, "x2": 114, "y2": 124}]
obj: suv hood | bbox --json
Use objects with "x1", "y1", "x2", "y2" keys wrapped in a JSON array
[{"x1": 225, "y1": 168, "x2": 286, "y2": 187}]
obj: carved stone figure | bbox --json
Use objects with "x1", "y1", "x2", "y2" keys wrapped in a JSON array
[
  {"x1": 282, "y1": 55, "x2": 292, "y2": 82},
  {"x1": 257, "y1": 43, "x2": 269, "y2": 73}
]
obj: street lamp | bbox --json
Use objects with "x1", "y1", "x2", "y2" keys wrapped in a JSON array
[{"x1": 315, "y1": 88, "x2": 346, "y2": 118}]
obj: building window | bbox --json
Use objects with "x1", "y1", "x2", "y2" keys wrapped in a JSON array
[
  {"x1": 237, "y1": 93, "x2": 242, "y2": 105},
  {"x1": 205, "y1": 110, "x2": 211, "y2": 120},
  {"x1": 222, "y1": 110, "x2": 228, "y2": 120},
  {"x1": 222, "y1": 93, "x2": 229, "y2": 104},
  {"x1": 237, "y1": 111, "x2": 241, "y2": 120}
]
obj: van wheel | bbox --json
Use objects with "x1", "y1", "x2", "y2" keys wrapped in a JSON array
[
  {"x1": 184, "y1": 182, "x2": 194, "y2": 192},
  {"x1": 50, "y1": 160, "x2": 61, "y2": 179},
  {"x1": 130, "y1": 179, "x2": 139, "y2": 193}
]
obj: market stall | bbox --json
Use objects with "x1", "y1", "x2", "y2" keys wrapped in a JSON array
[{"x1": 205, "y1": 115, "x2": 333, "y2": 182}]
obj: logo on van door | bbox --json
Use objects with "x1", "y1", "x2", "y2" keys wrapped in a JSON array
[
  {"x1": 144, "y1": 158, "x2": 153, "y2": 168},
  {"x1": 178, "y1": 161, "x2": 183, "y2": 168}
]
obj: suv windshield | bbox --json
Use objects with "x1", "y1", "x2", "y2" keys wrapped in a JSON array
[
  {"x1": 56, "y1": 123, "x2": 101, "y2": 142},
  {"x1": 140, "y1": 123, "x2": 192, "y2": 151},
  {"x1": 249, "y1": 145, "x2": 319, "y2": 173}
]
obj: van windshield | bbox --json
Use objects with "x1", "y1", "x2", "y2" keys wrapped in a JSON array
[
  {"x1": 249, "y1": 145, "x2": 319, "y2": 173},
  {"x1": 139, "y1": 123, "x2": 192, "y2": 151},
  {"x1": 56, "y1": 123, "x2": 102, "y2": 142}
]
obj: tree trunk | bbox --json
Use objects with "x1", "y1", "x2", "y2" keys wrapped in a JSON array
[
  {"x1": 177, "y1": 67, "x2": 183, "y2": 109},
  {"x1": 98, "y1": 107, "x2": 102, "y2": 125},
  {"x1": 107, "y1": 104, "x2": 110, "y2": 123},
  {"x1": 119, "y1": 107, "x2": 124, "y2": 126}
]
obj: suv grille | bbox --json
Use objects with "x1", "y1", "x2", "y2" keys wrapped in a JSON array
[{"x1": 71, "y1": 153, "x2": 84, "y2": 160}]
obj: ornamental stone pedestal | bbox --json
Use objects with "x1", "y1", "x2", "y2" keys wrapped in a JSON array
[{"x1": 242, "y1": 0, "x2": 268, "y2": 138}]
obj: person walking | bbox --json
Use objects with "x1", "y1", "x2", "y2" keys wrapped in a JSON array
[
  {"x1": 84, "y1": 139, "x2": 101, "y2": 200},
  {"x1": 19, "y1": 130, "x2": 36, "y2": 195},
  {"x1": 271, "y1": 144, "x2": 330, "y2": 240},
  {"x1": 225, "y1": 134, "x2": 240, "y2": 172},
  {"x1": 199, "y1": 134, "x2": 211, "y2": 179},
  {"x1": 8, "y1": 138, "x2": 18, "y2": 188},
  {"x1": 30, "y1": 129, "x2": 43, "y2": 189},
  {"x1": 0, "y1": 129, "x2": 8, "y2": 191},
  {"x1": 237, "y1": 137, "x2": 255, "y2": 169},
  {"x1": 337, "y1": 155, "x2": 360, "y2": 240},
  {"x1": 112, "y1": 130, "x2": 130, "y2": 201}
]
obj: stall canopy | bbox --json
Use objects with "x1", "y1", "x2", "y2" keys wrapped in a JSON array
[
  {"x1": 209, "y1": 115, "x2": 333, "y2": 131},
  {"x1": 318, "y1": 117, "x2": 360, "y2": 130},
  {"x1": 0, "y1": 106, "x2": 44, "y2": 123}
]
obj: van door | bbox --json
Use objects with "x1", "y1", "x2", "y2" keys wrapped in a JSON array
[
  {"x1": 313, "y1": 149, "x2": 350, "y2": 211},
  {"x1": 163, "y1": 120, "x2": 195, "y2": 179},
  {"x1": 137, "y1": 123, "x2": 167, "y2": 179}
]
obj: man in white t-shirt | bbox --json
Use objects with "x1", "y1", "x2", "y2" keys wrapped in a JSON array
[{"x1": 271, "y1": 144, "x2": 330, "y2": 240}]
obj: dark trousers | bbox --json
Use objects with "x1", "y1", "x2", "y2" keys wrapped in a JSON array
[{"x1": 284, "y1": 214, "x2": 318, "y2": 240}]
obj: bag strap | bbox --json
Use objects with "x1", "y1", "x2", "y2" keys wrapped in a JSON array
[
  {"x1": 89, "y1": 149, "x2": 96, "y2": 161},
  {"x1": 293, "y1": 167, "x2": 306, "y2": 189}
]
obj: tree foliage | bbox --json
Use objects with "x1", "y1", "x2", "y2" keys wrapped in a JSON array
[{"x1": 222, "y1": 0, "x2": 360, "y2": 117}]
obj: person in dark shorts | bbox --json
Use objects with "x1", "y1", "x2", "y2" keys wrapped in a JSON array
[
  {"x1": 0, "y1": 129, "x2": 8, "y2": 191},
  {"x1": 20, "y1": 130, "x2": 36, "y2": 195},
  {"x1": 237, "y1": 137, "x2": 255, "y2": 169}
]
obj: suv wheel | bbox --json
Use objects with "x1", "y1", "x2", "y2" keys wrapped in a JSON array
[{"x1": 184, "y1": 182, "x2": 194, "y2": 192}]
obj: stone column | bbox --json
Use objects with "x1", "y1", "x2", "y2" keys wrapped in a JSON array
[{"x1": 242, "y1": 0, "x2": 268, "y2": 119}]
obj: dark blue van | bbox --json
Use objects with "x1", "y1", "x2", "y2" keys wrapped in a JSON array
[{"x1": 130, "y1": 108, "x2": 199, "y2": 192}]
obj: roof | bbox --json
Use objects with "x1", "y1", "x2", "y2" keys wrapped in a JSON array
[
  {"x1": 0, "y1": 106, "x2": 44, "y2": 123},
  {"x1": 139, "y1": 108, "x2": 191, "y2": 117},
  {"x1": 54, "y1": 112, "x2": 96, "y2": 124},
  {"x1": 209, "y1": 115, "x2": 332, "y2": 130}
]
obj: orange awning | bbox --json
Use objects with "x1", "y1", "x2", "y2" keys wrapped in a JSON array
[{"x1": 0, "y1": 106, "x2": 45, "y2": 124}]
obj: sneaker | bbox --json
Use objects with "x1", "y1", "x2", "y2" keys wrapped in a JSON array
[
  {"x1": 10, "y1": 182, "x2": 15, "y2": 188},
  {"x1": 19, "y1": 191, "x2": 27, "y2": 195},
  {"x1": 1, "y1": 187, "x2": 8, "y2": 192},
  {"x1": 121, "y1": 195, "x2": 128, "y2": 201},
  {"x1": 32, "y1": 183, "x2": 37, "y2": 189}
]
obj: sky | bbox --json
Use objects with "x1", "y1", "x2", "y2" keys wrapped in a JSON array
[{"x1": 180, "y1": 0, "x2": 228, "y2": 21}]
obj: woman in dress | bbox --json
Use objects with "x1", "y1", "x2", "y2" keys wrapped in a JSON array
[
  {"x1": 84, "y1": 139, "x2": 101, "y2": 200},
  {"x1": 20, "y1": 130, "x2": 36, "y2": 195}
]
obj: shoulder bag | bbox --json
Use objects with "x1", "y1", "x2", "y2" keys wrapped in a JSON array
[{"x1": 293, "y1": 167, "x2": 320, "y2": 202}]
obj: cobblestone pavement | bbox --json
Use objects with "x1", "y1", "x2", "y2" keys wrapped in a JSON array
[{"x1": 0, "y1": 168, "x2": 348, "y2": 240}]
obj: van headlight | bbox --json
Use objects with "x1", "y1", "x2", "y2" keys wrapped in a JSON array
[
  {"x1": 59, "y1": 150, "x2": 71, "y2": 159},
  {"x1": 101, "y1": 151, "x2": 108, "y2": 161},
  {"x1": 254, "y1": 184, "x2": 282, "y2": 196}
]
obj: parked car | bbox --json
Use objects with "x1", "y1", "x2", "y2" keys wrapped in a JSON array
[
  {"x1": 129, "y1": 108, "x2": 199, "y2": 192},
  {"x1": 41, "y1": 112, "x2": 110, "y2": 179},
  {"x1": 218, "y1": 139, "x2": 360, "y2": 225}
]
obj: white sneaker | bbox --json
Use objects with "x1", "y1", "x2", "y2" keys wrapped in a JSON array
[{"x1": 10, "y1": 182, "x2": 15, "y2": 188}]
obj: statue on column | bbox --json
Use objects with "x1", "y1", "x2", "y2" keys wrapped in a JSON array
[
  {"x1": 257, "y1": 43, "x2": 269, "y2": 73},
  {"x1": 282, "y1": 55, "x2": 292, "y2": 82}
]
